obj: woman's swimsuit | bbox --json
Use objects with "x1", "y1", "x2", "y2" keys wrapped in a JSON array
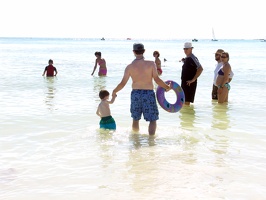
[
  {"x1": 157, "y1": 68, "x2": 162, "y2": 75},
  {"x1": 223, "y1": 83, "x2": 231, "y2": 90},
  {"x1": 218, "y1": 68, "x2": 224, "y2": 75},
  {"x1": 97, "y1": 59, "x2": 107, "y2": 75},
  {"x1": 99, "y1": 68, "x2": 107, "y2": 75},
  {"x1": 97, "y1": 59, "x2": 105, "y2": 66},
  {"x1": 217, "y1": 68, "x2": 231, "y2": 90}
]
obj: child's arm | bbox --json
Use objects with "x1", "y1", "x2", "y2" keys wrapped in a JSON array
[
  {"x1": 54, "y1": 67, "x2": 58, "y2": 76},
  {"x1": 42, "y1": 67, "x2": 47, "y2": 76},
  {"x1": 96, "y1": 106, "x2": 101, "y2": 117},
  {"x1": 108, "y1": 95, "x2": 117, "y2": 104}
]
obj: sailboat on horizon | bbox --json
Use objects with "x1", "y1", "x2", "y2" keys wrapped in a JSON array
[{"x1": 212, "y1": 28, "x2": 218, "y2": 41}]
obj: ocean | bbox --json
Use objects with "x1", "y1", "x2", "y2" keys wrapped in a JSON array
[{"x1": 0, "y1": 37, "x2": 266, "y2": 200}]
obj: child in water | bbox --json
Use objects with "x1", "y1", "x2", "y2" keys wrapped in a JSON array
[
  {"x1": 42, "y1": 59, "x2": 58, "y2": 77},
  {"x1": 96, "y1": 90, "x2": 116, "y2": 130}
]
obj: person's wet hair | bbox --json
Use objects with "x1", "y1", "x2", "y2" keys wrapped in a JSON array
[
  {"x1": 95, "y1": 51, "x2": 102, "y2": 56},
  {"x1": 153, "y1": 51, "x2": 160, "y2": 57}
]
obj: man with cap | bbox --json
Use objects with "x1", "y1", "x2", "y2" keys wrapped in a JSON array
[
  {"x1": 181, "y1": 42, "x2": 203, "y2": 105},
  {"x1": 112, "y1": 43, "x2": 171, "y2": 135},
  {"x1": 212, "y1": 49, "x2": 234, "y2": 100}
]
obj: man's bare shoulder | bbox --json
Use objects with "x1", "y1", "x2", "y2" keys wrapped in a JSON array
[
  {"x1": 145, "y1": 60, "x2": 156, "y2": 64},
  {"x1": 126, "y1": 60, "x2": 156, "y2": 69}
]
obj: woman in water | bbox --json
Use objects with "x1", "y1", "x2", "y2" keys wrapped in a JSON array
[
  {"x1": 153, "y1": 51, "x2": 162, "y2": 75},
  {"x1": 215, "y1": 52, "x2": 232, "y2": 103},
  {"x1": 91, "y1": 51, "x2": 107, "y2": 76}
]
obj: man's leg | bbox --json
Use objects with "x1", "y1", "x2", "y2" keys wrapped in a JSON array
[
  {"x1": 148, "y1": 120, "x2": 157, "y2": 135},
  {"x1": 132, "y1": 120, "x2": 139, "y2": 132}
]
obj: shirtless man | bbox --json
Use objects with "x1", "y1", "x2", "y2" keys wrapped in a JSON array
[{"x1": 112, "y1": 43, "x2": 171, "y2": 135}]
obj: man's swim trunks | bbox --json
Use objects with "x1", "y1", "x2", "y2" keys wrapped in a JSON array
[
  {"x1": 99, "y1": 116, "x2": 116, "y2": 130},
  {"x1": 130, "y1": 89, "x2": 159, "y2": 121}
]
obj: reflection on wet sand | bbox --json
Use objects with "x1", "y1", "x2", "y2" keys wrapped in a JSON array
[
  {"x1": 129, "y1": 133, "x2": 156, "y2": 150},
  {"x1": 208, "y1": 103, "x2": 230, "y2": 167},
  {"x1": 44, "y1": 77, "x2": 57, "y2": 111},
  {"x1": 179, "y1": 105, "x2": 196, "y2": 129},
  {"x1": 96, "y1": 131, "x2": 115, "y2": 169},
  {"x1": 127, "y1": 133, "x2": 159, "y2": 194},
  {"x1": 93, "y1": 76, "x2": 106, "y2": 102},
  {"x1": 211, "y1": 103, "x2": 231, "y2": 130}
]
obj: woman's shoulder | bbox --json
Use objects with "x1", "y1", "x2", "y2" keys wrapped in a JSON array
[{"x1": 223, "y1": 62, "x2": 231, "y2": 68}]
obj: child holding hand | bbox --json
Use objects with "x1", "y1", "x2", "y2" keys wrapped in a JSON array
[{"x1": 96, "y1": 90, "x2": 116, "y2": 130}]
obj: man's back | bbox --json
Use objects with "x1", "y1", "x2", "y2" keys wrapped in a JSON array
[{"x1": 126, "y1": 59, "x2": 157, "y2": 90}]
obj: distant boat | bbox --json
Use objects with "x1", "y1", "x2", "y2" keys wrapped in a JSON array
[
  {"x1": 192, "y1": 38, "x2": 198, "y2": 42},
  {"x1": 101, "y1": 37, "x2": 105, "y2": 40},
  {"x1": 127, "y1": 38, "x2": 131, "y2": 40},
  {"x1": 211, "y1": 28, "x2": 218, "y2": 41}
]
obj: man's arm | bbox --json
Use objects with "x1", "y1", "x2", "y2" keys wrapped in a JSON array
[
  {"x1": 152, "y1": 63, "x2": 171, "y2": 91},
  {"x1": 186, "y1": 66, "x2": 203, "y2": 86},
  {"x1": 112, "y1": 67, "x2": 130, "y2": 96}
]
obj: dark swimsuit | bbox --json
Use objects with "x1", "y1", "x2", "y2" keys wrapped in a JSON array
[
  {"x1": 218, "y1": 68, "x2": 224, "y2": 76},
  {"x1": 217, "y1": 69, "x2": 230, "y2": 90}
]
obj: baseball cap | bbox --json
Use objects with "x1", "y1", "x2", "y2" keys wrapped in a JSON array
[
  {"x1": 184, "y1": 42, "x2": 193, "y2": 48},
  {"x1": 133, "y1": 43, "x2": 144, "y2": 51}
]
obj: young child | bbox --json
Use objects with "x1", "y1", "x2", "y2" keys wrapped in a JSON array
[
  {"x1": 96, "y1": 90, "x2": 116, "y2": 130},
  {"x1": 42, "y1": 59, "x2": 58, "y2": 77}
]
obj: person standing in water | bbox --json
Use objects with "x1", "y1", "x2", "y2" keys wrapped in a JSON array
[
  {"x1": 112, "y1": 43, "x2": 171, "y2": 135},
  {"x1": 153, "y1": 50, "x2": 162, "y2": 75},
  {"x1": 91, "y1": 51, "x2": 107, "y2": 76},
  {"x1": 42, "y1": 59, "x2": 58, "y2": 77},
  {"x1": 96, "y1": 90, "x2": 117, "y2": 130},
  {"x1": 180, "y1": 42, "x2": 203, "y2": 105},
  {"x1": 212, "y1": 49, "x2": 234, "y2": 100},
  {"x1": 215, "y1": 52, "x2": 233, "y2": 103}
]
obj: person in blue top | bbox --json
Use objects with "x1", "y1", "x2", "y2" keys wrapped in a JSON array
[{"x1": 180, "y1": 42, "x2": 203, "y2": 105}]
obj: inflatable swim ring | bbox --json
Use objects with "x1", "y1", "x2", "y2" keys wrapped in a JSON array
[{"x1": 156, "y1": 80, "x2": 185, "y2": 113}]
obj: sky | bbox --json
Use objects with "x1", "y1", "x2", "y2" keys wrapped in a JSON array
[{"x1": 0, "y1": 0, "x2": 265, "y2": 39}]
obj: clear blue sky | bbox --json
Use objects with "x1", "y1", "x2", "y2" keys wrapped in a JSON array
[{"x1": 1, "y1": 0, "x2": 265, "y2": 39}]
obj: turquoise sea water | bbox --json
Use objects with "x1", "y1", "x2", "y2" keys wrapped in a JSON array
[{"x1": 0, "y1": 37, "x2": 266, "y2": 199}]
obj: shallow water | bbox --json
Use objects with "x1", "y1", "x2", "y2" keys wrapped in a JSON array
[{"x1": 0, "y1": 38, "x2": 266, "y2": 199}]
